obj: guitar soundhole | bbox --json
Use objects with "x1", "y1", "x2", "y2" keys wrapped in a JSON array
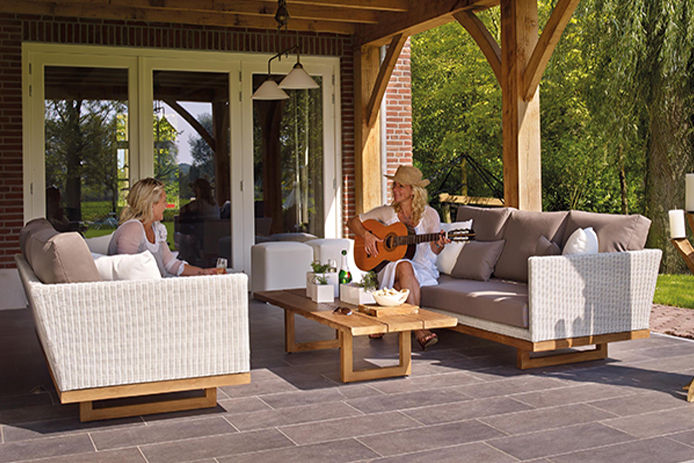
[{"x1": 384, "y1": 234, "x2": 396, "y2": 251}]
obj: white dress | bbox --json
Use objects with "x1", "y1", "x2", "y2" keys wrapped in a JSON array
[
  {"x1": 108, "y1": 219, "x2": 186, "y2": 277},
  {"x1": 359, "y1": 205, "x2": 441, "y2": 289}
]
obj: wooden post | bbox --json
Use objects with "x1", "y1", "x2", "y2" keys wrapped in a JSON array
[
  {"x1": 500, "y1": 0, "x2": 542, "y2": 211},
  {"x1": 354, "y1": 44, "x2": 383, "y2": 215}
]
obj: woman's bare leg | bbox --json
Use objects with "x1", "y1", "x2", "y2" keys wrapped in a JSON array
[{"x1": 393, "y1": 262, "x2": 435, "y2": 347}]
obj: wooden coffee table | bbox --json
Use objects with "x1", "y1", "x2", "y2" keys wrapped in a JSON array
[{"x1": 254, "y1": 288, "x2": 458, "y2": 383}]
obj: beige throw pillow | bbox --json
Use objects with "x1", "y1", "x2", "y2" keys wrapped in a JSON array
[
  {"x1": 436, "y1": 220, "x2": 473, "y2": 275},
  {"x1": 450, "y1": 240, "x2": 505, "y2": 281},
  {"x1": 93, "y1": 251, "x2": 162, "y2": 280}
]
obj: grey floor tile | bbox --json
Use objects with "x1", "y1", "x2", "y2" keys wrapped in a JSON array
[
  {"x1": 602, "y1": 406, "x2": 694, "y2": 438},
  {"x1": 550, "y1": 436, "x2": 694, "y2": 463},
  {"x1": 257, "y1": 387, "x2": 347, "y2": 409},
  {"x1": 218, "y1": 438, "x2": 379, "y2": 463},
  {"x1": 3, "y1": 416, "x2": 143, "y2": 442},
  {"x1": 139, "y1": 428, "x2": 293, "y2": 463},
  {"x1": 215, "y1": 396, "x2": 273, "y2": 415},
  {"x1": 487, "y1": 422, "x2": 633, "y2": 460},
  {"x1": 589, "y1": 390, "x2": 689, "y2": 416},
  {"x1": 512, "y1": 382, "x2": 629, "y2": 408},
  {"x1": 480, "y1": 403, "x2": 616, "y2": 434},
  {"x1": 219, "y1": 378, "x2": 297, "y2": 398},
  {"x1": 370, "y1": 441, "x2": 518, "y2": 463},
  {"x1": 279, "y1": 411, "x2": 420, "y2": 445},
  {"x1": 669, "y1": 429, "x2": 694, "y2": 448},
  {"x1": 0, "y1": 434, "x2": 95, "y2": 463},
  {"x1": 358, "y1": 419, "x2": 504, "y2": 457},
  {"x1": 225, "y1": 401, "x2": 363, "y2": 431},
  {"x1": 369, "y1": 371, "x2": 481, "y2": 394},
  {"x1": 0, "y1": 403, "x2": 77, "y2": 426},
  {"x1": 91, "y1": 415, "x2": 236, "y2": 450},
  {"x1": 21, "y1": 447, "x2": 146, "y2": 462},
  {"x1": 402, "y1": 396, "x2": 532, "y2": 425},
  {"x1": 455, "y1": 374, "x2": 567, "y2": 398},
  {"x1": 346, "y1": 388, "x2": 471, "y2": 414}
]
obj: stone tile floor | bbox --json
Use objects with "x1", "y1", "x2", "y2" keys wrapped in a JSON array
[{"x1": 1, "y1": 300, "x2": 694, "y2": 462}]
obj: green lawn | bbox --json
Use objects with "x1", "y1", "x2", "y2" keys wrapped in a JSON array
[{"x1": 654, "y1": 274, "x2": 694, "y2": 309}]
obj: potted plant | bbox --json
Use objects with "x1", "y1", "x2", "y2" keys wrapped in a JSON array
[
  {"x1": 306, "y1": 260, "x2": 338, "y2": 297},
  {"x1": 309, "y1": 274, "x2": 335, "y2": 303},
  {"x1": 340, "y1": 271, "x2": 378, "y2": 305}
]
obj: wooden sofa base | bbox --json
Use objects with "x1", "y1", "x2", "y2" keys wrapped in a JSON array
[
  {"x1": 58, "y1": 373, "x2": 250, "y2": 422},
  {"x1": 450, "y1": 324, "x2": 650, "y2": 370}
]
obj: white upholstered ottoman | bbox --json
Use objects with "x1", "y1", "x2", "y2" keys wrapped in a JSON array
[
  {"x1": 305, "y1": 238, "x2": 364, "y2": 282},
  {"x1": 251, "y1": 241, "x2": 314, "y2": 293}
]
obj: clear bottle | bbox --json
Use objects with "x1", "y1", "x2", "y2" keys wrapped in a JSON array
[
  {"x1": 338, "y1": 249, "x2": 352, "y2": 284},
  {"x1": 328, "y1": 259, "x2": 337, "y2": 273}
]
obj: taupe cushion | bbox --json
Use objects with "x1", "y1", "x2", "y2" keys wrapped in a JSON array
[
  {"x1": 450, "y1": 240, "x2": 505, "y2": 281},
  {"x1": 422, "y1": 275, "x2": 528, "y2": 328},
  {"x1": 22, "y1": 221, "x2": 100, "y2": 284},
  {"x1": 535, "y1": 235, "x2": 561, "y2": 256},
  {"x1": 456, "y1": 205, "x2": 514, "y2": 241},
  {"x1": 20, "y1": 218, "x2": 53, "y2": 260},
  {"x1": 494, "y1": 210, "x2": 568, "y2": 282},
  {"x1": 561, "y1": 210, "x2": 651, "y2": 252}
]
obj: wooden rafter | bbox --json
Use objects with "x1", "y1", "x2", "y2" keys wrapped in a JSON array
[
  {"x1": 163, "y1": 99, "x2": 216, "y2": 153},
  {"x1": 357, "y1": 0, "x2": 500, "y2": 47},
  {"x1": 522, "y1": 0, "x2": 581, "y2": 101},
  {"x1": 454, "y1": 10, "x2": 501, "y2": 83},
  {"x1": 365, "y1": 34, "x2": 407, "y2": 128},
  {"x1": 289, "y1": 0, "x2": 409, "y2": 11}
]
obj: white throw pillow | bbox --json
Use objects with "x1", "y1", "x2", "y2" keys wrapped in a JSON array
[
  {"x1": 562, "y1": 227, "x2": 599, "y2": 255},
  {"x1": 436, "y1": 220, "x2": 473, "y2": 275},
  {"x1": 93, "y1": 251, "x2": 162, "y2": 281},
  {"x1": 84, "y1": 233, "x2": 114, "y2": 255}
]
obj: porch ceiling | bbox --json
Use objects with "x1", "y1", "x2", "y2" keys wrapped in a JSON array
[{"x1": 1, "y1": 0, "x2": 499, "y2": 46}]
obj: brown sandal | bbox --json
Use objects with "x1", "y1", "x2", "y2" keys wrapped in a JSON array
[{"x1": 417, "y1": 332, "x2": 438, "y2": 351}]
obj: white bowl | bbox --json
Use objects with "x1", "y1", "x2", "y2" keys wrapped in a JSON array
[{"x1": 372, "y1": 288, "x2": 410, "y2": 307}]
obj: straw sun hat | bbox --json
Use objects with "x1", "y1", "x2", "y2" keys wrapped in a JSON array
[{"x1": 384, "y1": 165, "x2": 430, "y2": 188}]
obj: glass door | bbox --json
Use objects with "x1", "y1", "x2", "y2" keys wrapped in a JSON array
[
  {"x1": 151, "y1": 70, "x2": 231, "y2": 267},
  {"x1": 43, "y1": 65, "x2": 130, "y2": 239}
]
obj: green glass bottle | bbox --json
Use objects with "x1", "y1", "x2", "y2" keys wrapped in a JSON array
[{"x1": 338, "y1": 249, "x2": 352, "y2": 284}]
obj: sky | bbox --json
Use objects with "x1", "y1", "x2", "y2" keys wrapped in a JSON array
[{"x1": 158, "y1": 101, "x2": 212, "y2": 165}]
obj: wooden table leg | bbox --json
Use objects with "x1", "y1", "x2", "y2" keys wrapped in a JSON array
[
  {"x1": 284, "y1": 310, "x2": 340, "y2": 353},
  {"x1": 340, "y1": 330, "x2": 413, "y2": 383}
]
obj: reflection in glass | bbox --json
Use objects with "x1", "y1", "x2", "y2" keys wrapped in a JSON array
[
  {"x1": 152, "y1": 71, "x2": 231, "y2": 267},
  {"x1": 44, "y1": 66, "x2": 129, "y2": 238},
  {"x1": 253, "y1": 75, "x2": 323, "y2": 241}
]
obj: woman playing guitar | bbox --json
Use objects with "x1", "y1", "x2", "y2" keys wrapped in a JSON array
[{"x1": 347, "y1": 165, "x2": 449, "y2": 350}]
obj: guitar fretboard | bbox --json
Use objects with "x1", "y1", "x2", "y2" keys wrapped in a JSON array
[{"x1": 395, "y1": 232, "x2": 442, "y2": 246}]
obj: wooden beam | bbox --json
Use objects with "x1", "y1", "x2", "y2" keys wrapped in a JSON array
[
  {"x1": 289, "y1": 0, "x2": 409, "y2": 12},
  {"x1": 439, "y1": 193, "x2": 504, "y2": 207},
  {"x1": 357, "y1": 0, "x2": 499, "y2": 47},
  {"x1": 500, "y1": 0, "x2": 542, "y2": 210},
  {"x1": 522, "y1": 0, "x2": 581, "y2": 101},
  {"x1": 365, "y1": 34, "x2": 407, "y2": 128},
  {"x1": 163, "y1": 99, "x2": 216, "y2": 153},
  {"x1": 0, "y1": 1, "x2": 355, "y2": 34},
  {"x1": 354, "y1": 44, "x2": 383, "y2": 215},
  {"x1": 454, "y1": 10, "x2": 502, "y2": 83},
  {"x1": 55, "y1": 0, "x2": 380, "y2": 24}
]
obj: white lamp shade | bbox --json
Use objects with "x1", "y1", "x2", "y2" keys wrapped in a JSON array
[
  {"x1": 279, "y1": 63, "x2": 319, "y2": 89},
  {"x1": 252, "y1": 79, "x2": 289, "y2": 100}
]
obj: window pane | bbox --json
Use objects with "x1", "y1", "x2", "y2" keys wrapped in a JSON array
[
  {"x1": 253, "y1": 75, "x2": 324, "y2": 240},
  {"x1": 152, "y1": 70, "x2": 231, "y2": 267},
  {"x1": 44, "y1": 66, "x2": 129, "y2": 238}
]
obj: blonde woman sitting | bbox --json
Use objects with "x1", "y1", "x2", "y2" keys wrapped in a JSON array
[
  {"x1": 108, "y1": 178, "x2": 218, "y2": 277},
  {"x1": 347, "y1": 165, "x2": 449, "y2": 350}
]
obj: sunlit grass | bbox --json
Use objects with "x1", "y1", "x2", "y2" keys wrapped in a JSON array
[{"x1": 654, "y1": 274, "x2": 694, "y2": 309}]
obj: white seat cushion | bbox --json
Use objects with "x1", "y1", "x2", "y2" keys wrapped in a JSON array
[{"x1": 93, "y1": 251, "x2": 162, "y2": 280}]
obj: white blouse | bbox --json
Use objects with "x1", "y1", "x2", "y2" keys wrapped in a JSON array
[
  {"x1": 108, "y1": 219, "x2": 186, "y2": 277},
  {"x1": 359, "y1": 205, "x2": 441, "y2": 288}
]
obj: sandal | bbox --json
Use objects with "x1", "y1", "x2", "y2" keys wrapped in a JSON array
[
  {"x1": 417, "y1": 332, "x2": 438, "y2": 351},
  {"x1": 369, "y1": 333, "x2": 384, "y2": 339}
]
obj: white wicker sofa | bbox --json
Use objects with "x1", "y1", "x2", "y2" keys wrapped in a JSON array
[
  {"x1": 16, "y1": 219, "x2": 250, "y2": 421},
  {"x1": 421, "y1": 206, "x2": 662, "y2": 369}
]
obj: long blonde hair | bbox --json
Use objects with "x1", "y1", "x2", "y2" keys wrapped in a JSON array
[
  {"x1": 392, "y1": 184, "x2": 428, "y2": 226},
  {"x1": 120, "y1": 178, "x2": 165, "y2": 224}
]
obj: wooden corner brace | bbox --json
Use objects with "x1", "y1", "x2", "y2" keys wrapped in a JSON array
[
  {"x1": 365, "y1": 33, "x2": 408, "y2": 128},
  {"x1": 453, "y1": 10, "x2": 502, "y2": 83}
]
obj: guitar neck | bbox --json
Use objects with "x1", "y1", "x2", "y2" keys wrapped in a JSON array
[{"x1": 396, "y1": 232, "x2": 442, "y2": 246}]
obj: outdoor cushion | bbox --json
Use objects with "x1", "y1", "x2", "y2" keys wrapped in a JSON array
[
  {"x1": 436, "y1": 220, "x2": 472, "y2": 275},
  {"x1": 455, "y1": 205, "x2": 514, "y2": 241},
  {"x1": 561, "y1": 210, "x2": 651, "y2": 252},
  {"x1": 84, "y1": 232, "x2": 114, "y2": 255},
  {"x1": 24, "y1": 226, "x2": 100, "y2": 284},
  {"x1": 93, "y1": 251, "x2": 162, "y2": 281},
  {"x1": 563, "y1": 227, "x2": 599, "y2": 255},
  {"x1": 421, "y1": 275, "x2": 529, "y2": 328},
  {"x1": 450, "y1": 239, "x2": 505, "y2": 281},
  {"x1": 535, "y1": 235, "x2": 561, "y2": 256},
  {"x1": 494, "y1": 210, "x2": 568, "y2": 282},
  {"x1": 20, "y1": 218, "x2": 53, "y2": 259}
]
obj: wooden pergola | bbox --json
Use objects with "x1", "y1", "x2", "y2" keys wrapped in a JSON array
[{"x1": 4, "y1": 0, "x2": 582, "y2": 212}]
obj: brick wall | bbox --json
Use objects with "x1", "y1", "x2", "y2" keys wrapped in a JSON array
[{"x1": 0, "y1": 13, "x2": 412, "y2": 267}]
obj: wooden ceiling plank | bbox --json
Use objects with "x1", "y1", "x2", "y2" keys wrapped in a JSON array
[
  {"x1": 365, "y1": 33, "x2": 407, "y2": 127},
  {"x1": 357, "y1": 0, "x2": 500, "y2": 47},
  {"x1": 454, "y1": 10, "x2": 501, "y2": 83},
  {"x1": 522, "y1": 0, "x2": 580, "y2": 101},
  {"x1": 69, "y1": 0, "x2": 380, "y2": 24},
  {"x1": 0, "y1": 1, "x2": 355, "y2": 34},
  {"x1": 288, "y1": 0, "x2": 409, "y2": 12}
]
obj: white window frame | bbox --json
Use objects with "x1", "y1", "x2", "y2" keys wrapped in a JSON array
[{"x1": 22, "y1": 43, "x2": 342, "y2": 274}]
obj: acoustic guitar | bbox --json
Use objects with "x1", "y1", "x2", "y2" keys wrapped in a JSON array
[{"x1": 354, "y1": 219, "x2": 475, "y2": 272}]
